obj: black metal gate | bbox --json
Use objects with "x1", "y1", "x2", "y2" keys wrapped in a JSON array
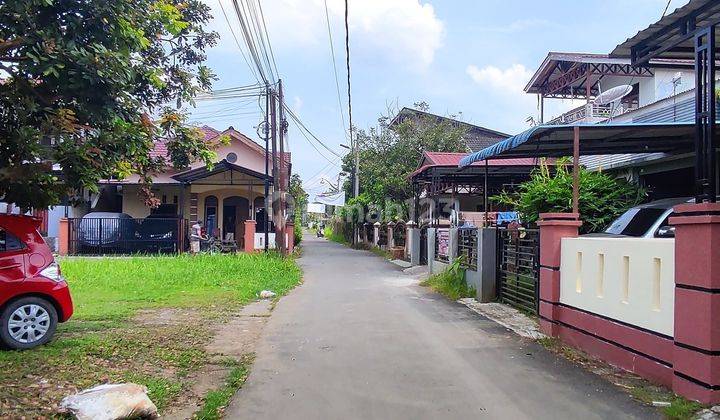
[
  {"x1": 68, "y1": 217, "x2": 186, "y2": 255},
  {"x1": 419, "y1": 226, "x2": 428, "y2": 265},
  {"x1": 496, "y1": 228, "x2": 540, "y2": 313}
]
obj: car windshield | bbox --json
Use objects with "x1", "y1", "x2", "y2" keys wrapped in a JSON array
[{"x1": 604, "y1": 207, "x2": 667, "y2": 237}]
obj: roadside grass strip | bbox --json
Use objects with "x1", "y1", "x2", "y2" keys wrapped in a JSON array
[
  {"x1": 0, "y1": 253, "x2": 301, "y2": 417},
  {"x1": 420, "y1": 258, "x2": 475, "y2": 301}
]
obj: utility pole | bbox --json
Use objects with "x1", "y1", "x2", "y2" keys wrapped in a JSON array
[
  {"x1": 270, "y1": 86, "x2": 279, "y2": 253},
  {"x1": 277, "y1": 79, "x2": 287, "y2": 255},
  {"x1": 263, "y1": 85, "x2": 270, "y2": 252}
]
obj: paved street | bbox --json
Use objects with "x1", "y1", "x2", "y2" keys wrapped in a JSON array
[{"x1": 226, "y1": 235, "x2": 657, "y2": 419}]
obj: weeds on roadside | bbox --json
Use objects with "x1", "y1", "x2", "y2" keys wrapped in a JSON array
[
  {"x1": 194, "y1": 355, "x2": 254, "y2": 420},
  {"x1": 420, "y1": 257, "x2": 475, "y2": 300}
]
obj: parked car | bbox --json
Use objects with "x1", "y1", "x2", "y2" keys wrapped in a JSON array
[
  {"x1": 78, "y1": 212, "x2": 137, "y2": 253},
  {"x1": 0, "y1": 214, "x2": 73, "y2": 349},
  {"x1": 592, "y1": 197, "x2": 693, "y2": 238},
  {"x1": 138, "y1": 206, "x2": 181, "y2": 253}
]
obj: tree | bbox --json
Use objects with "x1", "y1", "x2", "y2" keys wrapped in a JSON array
[
  {"x1": 288, "y1": 173, "x2": 307, "y2": 244},
  {"x1": 493, "y1": 159, "x2": 646, "y2": 233},
  {"x1": 0, "y1": 0, "x2": 220, "y2": 210},
  {"x1": 341, "y1": 103, "x2": 467, "y2": 219}
]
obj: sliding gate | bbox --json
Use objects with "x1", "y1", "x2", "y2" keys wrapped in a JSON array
[{"x1": 496, "y1": 228, "x2": 540, "y2": 314}]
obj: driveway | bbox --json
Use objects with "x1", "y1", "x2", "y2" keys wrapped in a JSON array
[{"x1": 226, "y1": 235, "x2": 657, "y2": 419}]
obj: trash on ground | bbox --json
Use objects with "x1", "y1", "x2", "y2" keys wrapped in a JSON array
[
  {"x1": 259, "y1": 290, "x2": 276, "y2": 299},
  {"x1": 59, "y1": 383, "x2": 158, "y2": 420}
]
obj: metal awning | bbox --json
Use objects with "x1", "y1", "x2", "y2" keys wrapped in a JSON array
[
  {"x1": 610, "y1": 0, "x2": 720, "y2": 64},
  {"x1": 459, "y1": 122, "x2": 697, "y2": 167},
  {"x1": 172, "y1": 159, "x2": 270, "y2": 183}
]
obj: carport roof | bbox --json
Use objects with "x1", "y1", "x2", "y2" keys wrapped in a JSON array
[{"x1": 459, "y1": 122, "x2": 697, "y2": 167}]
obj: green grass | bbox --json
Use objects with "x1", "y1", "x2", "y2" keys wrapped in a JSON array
[
  {"x1": 0, "y1": 253, "x2": 301, "y2": 418},
  {"x1": 194, "y1": 355, "x2": 254, "y2": 420},
  {"x1": 420, "y1": 258, "x2": 475, "y2": 301},
  {"x1": 60, "y1": 253, "x2": 301, "y2": 321},
  {"x1": 630, "y1": 386, "x2": 704, "y2": 419}
]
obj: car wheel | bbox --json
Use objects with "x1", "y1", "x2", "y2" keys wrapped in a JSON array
[{"x1": 0, "y1": 297, "x2": 58, "y2": 350}]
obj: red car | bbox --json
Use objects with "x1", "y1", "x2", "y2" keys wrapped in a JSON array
[{"x1": 0, "y1": 214, "x2": 73, "y2": 349}]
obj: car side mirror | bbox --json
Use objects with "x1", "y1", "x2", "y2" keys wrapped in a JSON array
[{"x1": 656, "y1": 225, "x2": 675, "y2": 238}]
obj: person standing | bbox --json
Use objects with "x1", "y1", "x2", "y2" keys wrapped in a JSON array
[{"x1": 190, "y1": 220, "x2": 204, "y2": 254}]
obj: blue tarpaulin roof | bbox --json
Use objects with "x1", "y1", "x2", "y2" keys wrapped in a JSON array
[{"x1": 458, "y1": 122, "x2": 697, "y2": 167}]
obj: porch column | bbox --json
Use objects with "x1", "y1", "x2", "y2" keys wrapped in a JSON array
[
  {"x1": 189, "y1": 192, "x2": 199, "y2": 224},
  {"x1": 58, "y1": 218, "x2": 69, "y2": 256},
  {"x1": 243, "y1": 220, "x2": 256, "y2": 253},
  {"x1": 406, "y1": 221, "x2": 419, "y2": 265},
  {"x1": 670, "y1": 203, "x2": 720, "y2": 404},
  {"x1": 537, "y1": 213, "x2": 582, "y2": 337}
]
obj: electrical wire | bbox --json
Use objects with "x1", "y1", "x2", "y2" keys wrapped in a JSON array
[
  {"x1": 661, "y1": 0, "x2": 672, "y2": 18},
  {"x1": 282, "y1": 104, "x2": 343, "y2": 158},
  {"x1": 217, "y1": 0, "x2": 261, "y2": 84},
  {"x1": 323, "y1": 0, "x2": 348, "y2": 136}
]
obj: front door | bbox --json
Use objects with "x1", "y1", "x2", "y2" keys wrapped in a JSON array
[{"x1": 222, "y1": 196, "x2": 250, "y2": 244}]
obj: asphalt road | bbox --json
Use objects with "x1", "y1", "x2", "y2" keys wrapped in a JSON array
[{"x1": 226, "y1": 235, "x2": 658, "y2": 419}]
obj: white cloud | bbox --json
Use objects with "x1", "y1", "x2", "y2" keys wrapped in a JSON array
[
  {"x1": 293, "y1": 96, "x2": 303, "y2": 112},
  {"x1": 466, "y1": 64, "x2": 533, "y2": 93},
  {"x1": 481, "y1": 18, "x2": 555, "y2": 33},
  {"x1": 207, "y1": 0, "x2": 444, "y2": 69}
]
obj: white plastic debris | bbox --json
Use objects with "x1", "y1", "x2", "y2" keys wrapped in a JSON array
[
  {"x1": 651, "y1": 401, "x2": 671, "y2": 407},
  {"x1": 59, "y1": 383, "x2": 158, "y2": 420},
  {"x1": 259, "y1": 290, "x2": 276, "y2": 299}
]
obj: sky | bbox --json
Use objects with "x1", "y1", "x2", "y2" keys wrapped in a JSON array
[{"x1": 191, "y1": 0, "x2": 686, "y2": 199}]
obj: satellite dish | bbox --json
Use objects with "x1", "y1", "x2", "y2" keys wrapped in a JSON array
[{"x1": 593, "y1": 85, "x2": 633, "y2": 106}]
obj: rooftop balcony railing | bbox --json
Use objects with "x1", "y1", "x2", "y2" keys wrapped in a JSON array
[{"x1": 547, "y1": 103, "x2": 637, "y2": 125}]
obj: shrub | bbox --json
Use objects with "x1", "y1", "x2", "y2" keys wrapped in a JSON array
[{"x1": 492, "y1": 159, "x2": 645, "y2": 233}]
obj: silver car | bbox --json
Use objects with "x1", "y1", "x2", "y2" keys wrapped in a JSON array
[{"x1": 597, "y1": 197, "x2": 693, "y2": 238}]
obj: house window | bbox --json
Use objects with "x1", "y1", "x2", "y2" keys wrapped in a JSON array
[{"x1": 205, "y1": 195, "x2": 218, "y2": 237}]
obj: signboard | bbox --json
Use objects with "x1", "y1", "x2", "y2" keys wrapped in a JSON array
[
  {"x1": 315, "y1": 191, "x2": 345, "y2": 207},
  {"x1": 437, "y1": 228, "x2": 450, "y2": 258},
  {"x1": 307, "y1": 203, "x2": 326, "y2": 214}
]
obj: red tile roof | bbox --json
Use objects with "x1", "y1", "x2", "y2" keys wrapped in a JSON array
[{"x1": 422, "y1": 152, "x2": 540, "y2": 167}]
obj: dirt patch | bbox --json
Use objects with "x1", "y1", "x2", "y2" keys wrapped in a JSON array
[
  {"x1": 162, "y1": 300, "x2": 273, "y2": 419},
  {"x1": 134, "y1": 308, "x2": 201, "y2": 326}
]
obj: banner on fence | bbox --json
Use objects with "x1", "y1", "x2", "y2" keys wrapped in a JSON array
[{"x1": 437, "y1": 228, "x2": 450, "y2": 258}]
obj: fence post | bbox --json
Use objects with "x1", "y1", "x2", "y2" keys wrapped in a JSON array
[
  {"x1": 285, "y1": 221, "x2": 295, "y2": 254},
  {"x1": 58, "y1": 218, "x2": 69, "y2": 256},
  {"x1": 448, "y1": 227, "x2": 459, "y2": 263},
  {"x1": 477, "y1": 227, "x2": 498, "y2": 302},
  {"x1": 406, "y1": 221, "x2": 419, "y2": 265},
  {"x1": 428, "y1": 228, "x2": 436, "y2": 273},
  {"x1": 244, "y1": 220, "x2": 256, "y2": 253},
  {"x1": 536, "y1": 213, "x2": 581, "y2": 337},
  {"x1": 387, "y1": 222, "x2": 395, "y2": 248},
  {"x1": 373, "y1": 222, "x2": 380, "y2": 247},
  {"x1": 670, "y1": 202, "x2": 720, "y2": 404}
]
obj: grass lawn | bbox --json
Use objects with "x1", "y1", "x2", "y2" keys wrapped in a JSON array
[{"x1": 0, "y1": 253, "x2": 301, "y2": 417}]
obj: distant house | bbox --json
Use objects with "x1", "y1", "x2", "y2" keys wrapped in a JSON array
[
  {"x1": 8, "y1": 125, "x2": 290, "y2": 253},
  {"x1": 388, "y1": 107, "x2": 509, "y2": 152},
  {"x1": 525, "y1": 51, "x2": 701, "y2": 199}
]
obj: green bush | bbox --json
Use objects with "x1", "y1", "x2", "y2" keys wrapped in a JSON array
[
  {"x1": 493, "y1": 159, "x2": 645, "y2": 233},
  {"x1": 420, "y1": 257, "x2": 475, "y2": 300}
]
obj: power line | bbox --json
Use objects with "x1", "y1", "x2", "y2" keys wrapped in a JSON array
[
  {"x1": 282, "y1": 104, "x2": 342, "y2": 158},
  {"x1": 344, "y1": 0, "x2": 358, "y2": 198},
  {"x1": 661, "y1": 0, "x2": 673, "y2": 18},
  {"x1": 217, "y1": 0, "x2": 260, "y2": 83},
  {"x1": 287, "y1": 116, "x2": 338, "y2": 165},
  {"x1": 323, "y1": 0, "x2": 348, "y2": 135}
]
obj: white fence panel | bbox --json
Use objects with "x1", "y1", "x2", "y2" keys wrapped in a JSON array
[{"x1": 560, "y1": 237, "x2": 675, "y2": 336}]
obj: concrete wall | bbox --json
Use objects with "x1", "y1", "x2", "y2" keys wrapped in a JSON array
[{"x1": 559, "y1": 237, "x2": 675, "y2": 336}]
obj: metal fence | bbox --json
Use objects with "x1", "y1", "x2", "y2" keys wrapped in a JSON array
[
  {"x1": 377, "y1": 224, "x2": 388, "y2": 247},
  {"x1": 68, "y1": 217, "x2": 187, "y2": 255},
  {"x1": 393, "y1": 222, "x2": 406, "y2": 248},
  {"x1": 419, "y1": 226, "x2": 428, "y2": 265},
  {"x1": 365, "y1": 224, "x2": 374, "y2": 243},
  {"x1": 496, "y1": 228, "x2": 540, "y2": 314},
  {"x1": 457, "y1": 228, "x2": 478, "y2": 270}
]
